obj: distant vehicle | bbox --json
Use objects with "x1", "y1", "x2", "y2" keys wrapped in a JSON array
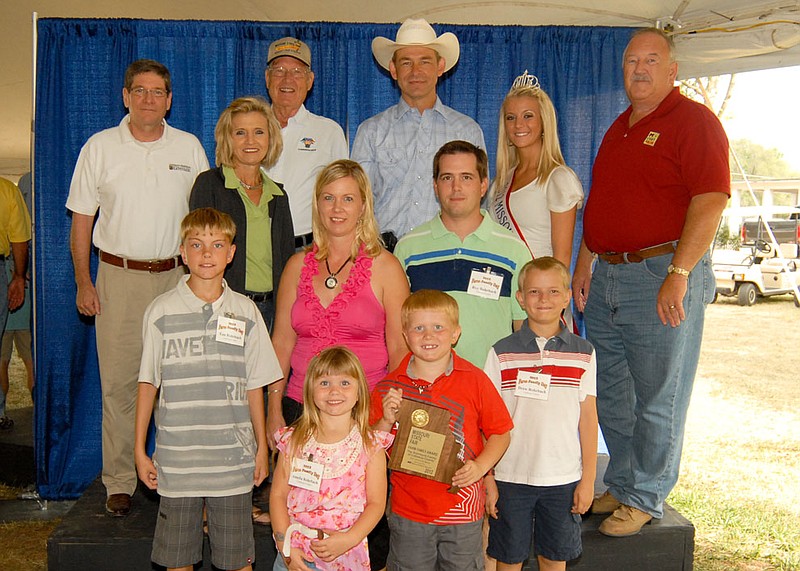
[
  {"x1": 713, "y1": 241, "x2": 800, "y2": 306},
  {"x1": 739, "y1": 206, "x2": 800, "y2": 245}
]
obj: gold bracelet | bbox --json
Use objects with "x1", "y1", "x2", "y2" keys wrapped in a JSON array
[{"x1": 268, "y1": 388, "x2": 282, "y2": 394}]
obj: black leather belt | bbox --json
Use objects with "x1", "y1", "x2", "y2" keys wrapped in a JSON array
[
  {"x1": 245, "y1": 291, "x2": 274, "y2": 303},
  {"x1": 294, "y1": 232, "x2": 313, "y2": 249}
]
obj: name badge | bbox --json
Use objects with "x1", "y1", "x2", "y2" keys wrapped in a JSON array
[
  {"x1": 216, "y1": 316, "x2": 246, "y2": 346},
  {"x1": 467, "y1": 269, "x2": 503, "y2": 300},
  {"x1": 288, "y1": 458, "x2": 324, "y2": 492},
  {"x1": 515, "y1": 370, "x2": 551, "y2": 400}
]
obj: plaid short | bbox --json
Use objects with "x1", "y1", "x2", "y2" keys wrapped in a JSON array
[{"x1": 151, "y1": 491, "x2": 255, "y2": 570}]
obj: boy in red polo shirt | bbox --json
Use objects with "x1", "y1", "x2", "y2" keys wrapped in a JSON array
[{"x1": 371, "y1": 289, "x2": 512, "y2": 570}]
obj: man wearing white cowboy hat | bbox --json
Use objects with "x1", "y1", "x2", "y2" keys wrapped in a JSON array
[{"x1": 352, "y1": 18, "x2": 485, "y2": 249}]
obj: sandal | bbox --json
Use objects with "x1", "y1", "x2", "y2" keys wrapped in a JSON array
[{"x1": 252, "y1": 505, "x2": 271, "y2": 526}]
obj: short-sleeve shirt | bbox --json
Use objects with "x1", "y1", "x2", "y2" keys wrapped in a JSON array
[
  {"x1": 369, "y1": 351, "x2": 513, "y2": 524},
  {"x1": 583, "y1": 88, "x2": 730, "y2": 253},
  {"x1": 138, "y1": 277, "x2": 282, "y2": 497},
  {"x1": 484, "y1": 322, "x2": 596, "y2": 486},
  {"x1": 0, "y1": 178, "x2": 31, "y2": 257},
  {"x1": 394, "y1": 212, "x2": 531, "y2": 367},
  {"x1": 490, "y1": 165, "x2": 584, "y2": 258},
  {"x1": 264, "y1": 105, "x2": 348, "y2": 237},
  {"x1": 276, "y1": 426, "x2": 392, "y2": 570},
  {"x1": 66, "y1": 116, "x2": 210, "y2": 259}
]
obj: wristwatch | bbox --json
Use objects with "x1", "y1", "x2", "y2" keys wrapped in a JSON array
[{"x1": 667, "y1": 264, "x2": 690, "y2": 277}]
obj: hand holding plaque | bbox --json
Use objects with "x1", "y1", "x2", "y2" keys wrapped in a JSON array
[{"x1": 388, "y1": 400, "x2": 463, "y2": 489}]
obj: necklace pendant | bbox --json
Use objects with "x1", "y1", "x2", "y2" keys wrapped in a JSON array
[{"x1": 324, "y1": 275, "x2": 338, "y2": 289}]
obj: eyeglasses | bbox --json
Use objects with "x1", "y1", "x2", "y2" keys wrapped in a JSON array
[
  {"x1": 269, "y1": 66, "x2": 308, "y2": 79},
  {"x1": 128, "y1": 87, "x2": 169, "y2": 98}
]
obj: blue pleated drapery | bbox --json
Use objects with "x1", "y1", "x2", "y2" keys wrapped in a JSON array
[{"x1": 34, "y1": 18, "x2": 632, "y2": 499}]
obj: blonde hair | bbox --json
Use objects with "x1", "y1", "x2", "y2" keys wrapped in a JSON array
[
  {"x1": 311, "y1": 160, "x2": 383, "y2": 260},
  {"x1": 492, "y1": 85, "x2": 565, "y2": 199},
  {"x1": 518, "y1": 257, "x2": 571, "y2": 291},
  {"x1": 288, "y1": 346, "x2": 374, "y2": 458},
  {"x1": 180, "y1": 207, "x2": 236, "y2": 243},
  {"x1": 214, "y1": 96, "x2": 283, "y2": 169},
  {"x1": 400, "y1": 289, "x2": 460, "y2": 330}
]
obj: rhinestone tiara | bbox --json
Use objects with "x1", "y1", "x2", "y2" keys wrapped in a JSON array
[{"x1": 511, "y1": 70, "x2": 540, "y2": 92}]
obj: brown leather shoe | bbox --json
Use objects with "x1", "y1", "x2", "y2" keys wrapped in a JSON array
[
  {"x1": 105, "y1": 493, "x2": 132, "y2": 517},
  {"x1": 591, "y1": 491, "x2": 622, "y2": 514},
  {"x1": 598, "y1": 504, "x2": 653, "y2": 537}
]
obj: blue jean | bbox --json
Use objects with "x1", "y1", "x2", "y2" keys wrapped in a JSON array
[
  {"x1": 488, "y1": 480, "x2": 581, "y2": 564},
  {"x1": 251, "y1": 296, "x2": 275, "y2": 334},
  {"x1": 584, "y1": 252, "x2": 714, "y2": 518},
  {"x1": 273, "y1": 553, "x2": 318, "y2": 570},
  {"x1": 0, "y1": 261, "x2": 8, "y2": 416}
]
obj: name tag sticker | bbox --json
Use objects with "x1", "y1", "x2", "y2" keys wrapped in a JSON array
[
  {"x1": 216, "y1": 316, "x2": 246, "y2": 346},
  {"x1": 288, "y1": 458, "x2": 324, "y2": 492},
  {"x1": 467, "y1": 270, "x2": 503, "y2": 300},
  {"x1": 515, "y1": 370, "x2": 551, "y2": 400}
]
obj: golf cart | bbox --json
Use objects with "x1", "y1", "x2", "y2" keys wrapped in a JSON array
[{"x1": 713, "y1": 241, "x2": 800, "y2": 306}]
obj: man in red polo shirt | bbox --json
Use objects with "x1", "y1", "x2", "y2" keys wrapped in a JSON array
[{"x1": 572, "y1": 28, "x2": 729, "y2": 537}]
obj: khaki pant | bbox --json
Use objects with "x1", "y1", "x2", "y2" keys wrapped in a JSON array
[{"x1": 95, "y1": 261, "x2": 183, "y2": 496}]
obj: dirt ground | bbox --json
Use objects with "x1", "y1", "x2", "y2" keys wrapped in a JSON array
[{"x1": 1, "y1": 294, "x2": 798, "y2": 570}]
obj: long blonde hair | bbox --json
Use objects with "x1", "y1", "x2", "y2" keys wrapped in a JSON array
[
  {"x1": 287, "y1": 346, "x2": 375, "y2": 458},
  {"x1": 492, "y1": 85, "x2": 565, "y2": 199},
  {"x1": 310, "y1": 160, "x2": 383, "y2": 261}
]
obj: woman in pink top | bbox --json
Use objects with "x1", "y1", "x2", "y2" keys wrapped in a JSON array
[{"x1": 269, "y1": 159, "x2": 409, "y2": 444}]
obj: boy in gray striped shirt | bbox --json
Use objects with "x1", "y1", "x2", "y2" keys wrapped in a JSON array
[{"x1": 135, "y1": 208, "x2": 282, "y2": 571}]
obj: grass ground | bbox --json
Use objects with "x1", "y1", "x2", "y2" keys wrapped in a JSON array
[
  {"x1": 0, "y1": 295, "x2": 798, "y2": 570},
  {"x1": 668, "y1": 294, "x2": 800, "y2": 570}
]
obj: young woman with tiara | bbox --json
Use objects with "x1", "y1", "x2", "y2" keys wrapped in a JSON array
[
  {"x1": 490, "y1": 71, "x2": 584, "y2": 330},
  {"x1": 490, "y1": 71, "x2": 584, "y2": 267}
]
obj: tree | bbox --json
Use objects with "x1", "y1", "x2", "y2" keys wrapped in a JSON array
[
  {"x1": 680, "y1": 75, "x2": 736, "y2": 118},
  {"x1": 730, "y1": 139, "x2": 799, "y2": 180}
]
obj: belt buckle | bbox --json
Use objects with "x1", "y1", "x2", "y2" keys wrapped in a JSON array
[
  {"x1": 622, "y1": 251, "x2": 631, "y2": 264},
  {"x1": 147, "y1": 259, "x2": 169, "y2": 273}
]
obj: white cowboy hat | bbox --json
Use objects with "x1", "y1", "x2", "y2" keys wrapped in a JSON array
[{"x1": 372, "y1": 18, "x2": 460, "y2": 72}]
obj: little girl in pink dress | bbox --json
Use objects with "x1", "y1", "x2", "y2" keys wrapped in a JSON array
[{"x1": 270, "y1": 346, "x2": 392, "y2": 571}]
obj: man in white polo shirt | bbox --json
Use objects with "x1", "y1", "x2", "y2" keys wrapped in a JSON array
[
  {"x1": 67, "y1": 59, "x2": 209, "y2": 517},
  {"x1": 263, "y1": 37, "x2": 348, "y2": 250}
]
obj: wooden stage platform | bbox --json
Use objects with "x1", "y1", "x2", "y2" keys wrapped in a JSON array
[{"x1": 47, "y1": 455, "x2": 694, "y2": 570}]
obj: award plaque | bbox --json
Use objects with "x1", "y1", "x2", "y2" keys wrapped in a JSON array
[{"x1": 388, "y1": 400, "x2": 463, "y2": 488}]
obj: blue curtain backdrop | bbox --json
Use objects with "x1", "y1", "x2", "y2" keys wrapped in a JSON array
[{"x1": 34, "y1": 18, "x2": 632, "y2": 499}]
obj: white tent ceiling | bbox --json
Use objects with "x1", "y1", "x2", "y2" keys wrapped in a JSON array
[{"x1": 1, "y1": 0, "x2": 798, "y2": 174}]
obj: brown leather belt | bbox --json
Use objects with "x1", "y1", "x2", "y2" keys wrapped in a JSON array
[
  {"x1": 597, "y1": 242, "x2": 676, "y2": 265},
  {"x1": 100, "y1": 251, "x2": 181, "y2": 273}
]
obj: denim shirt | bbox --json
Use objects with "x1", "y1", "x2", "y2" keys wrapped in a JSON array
[{"x1": 352, "y1": 97, "x2": 485, "y2": 238}]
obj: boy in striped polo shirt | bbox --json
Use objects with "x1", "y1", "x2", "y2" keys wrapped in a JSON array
[
  {"x1": 135, "y1": 208, "x2": 282, "y2": 571},
  {"x1": 483, "y1": 257, "x2": 597, "y2": 571}
]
